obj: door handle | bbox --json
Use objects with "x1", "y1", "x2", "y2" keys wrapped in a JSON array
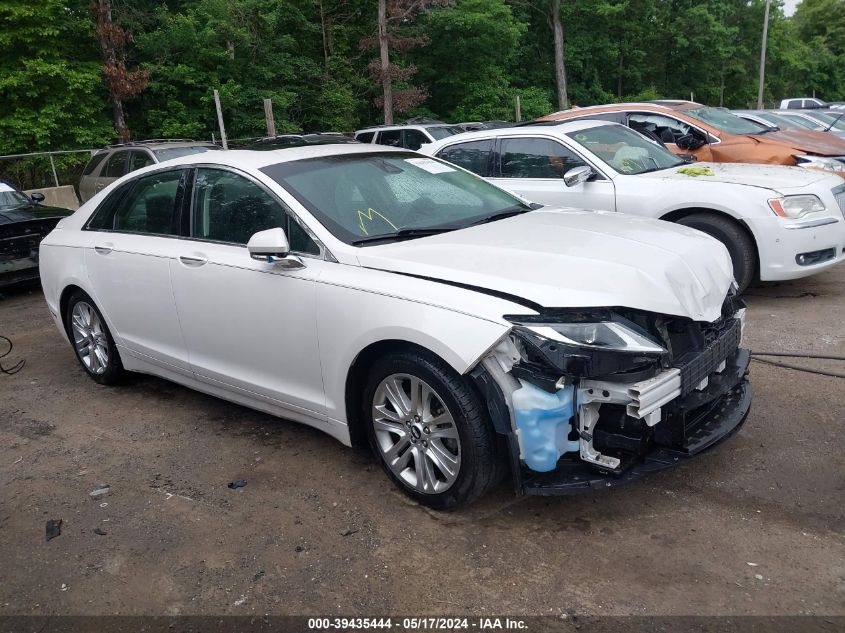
[
  {"x1": 94, "y1": 244, "x2": 113, "y2": 255},
  {"x1": 179, "y1": 255, "x2": 208, "y2": 267}
]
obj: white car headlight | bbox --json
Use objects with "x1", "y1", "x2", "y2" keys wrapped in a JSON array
[
  {"x1": 793, "y1": 154, "x2": 845, "y2": 173},
  {"x1": 523, "y1": 321, "x2": 665, "y2": 354},
  {"x1": 768, "y1": 194, "x2": 826, "y2": 219}
]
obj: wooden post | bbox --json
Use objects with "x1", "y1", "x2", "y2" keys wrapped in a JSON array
[
  {"x1": 213, "y1": 89, "x2": 228, "y2": 150},
  {"x1": 263, "y1": 99, "x2": 276, "y2": 137},
  {"x1": 515, "y1": 95, "x2": 522, "y2": 123}
]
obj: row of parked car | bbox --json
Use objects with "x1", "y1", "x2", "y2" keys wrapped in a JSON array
[{"x1": 25, "y1": 96, "x2": 843, "y2": 508}]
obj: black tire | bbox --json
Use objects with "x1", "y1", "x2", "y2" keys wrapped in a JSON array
[
  {"x1": 676, "y1": 213, "x2": 756, "y2": 293},
  {"x1": 362, "y1": 349, "x2": 502, "y2": 510},
  {"x1": 64, "y1": 290, "x2": 124, "y2": 385}
]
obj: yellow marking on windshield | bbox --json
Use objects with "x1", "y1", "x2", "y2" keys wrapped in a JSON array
[{"x1": 357, "y1": 208, "x2": 398, "y2": 235}]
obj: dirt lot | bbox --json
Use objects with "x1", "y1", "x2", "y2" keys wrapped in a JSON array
[{"x1": 0, "y1": 270, "x2": 843, "y2": 617}]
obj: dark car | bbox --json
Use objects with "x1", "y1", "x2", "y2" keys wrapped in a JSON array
[{"x1": 0, "y1": 182, "x2": 73, "y2": 287}]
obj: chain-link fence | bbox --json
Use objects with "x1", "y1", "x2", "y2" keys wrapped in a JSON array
[{"x1": 0, "y1": 149, "x2": 95, "y2": 193}]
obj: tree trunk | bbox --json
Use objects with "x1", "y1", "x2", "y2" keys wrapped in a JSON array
[
  {"x1": 91, "y1": 0, "x2": 129, "y2": 142},
  {"x1": 551, "y1": 0, "x2": 568, "y2": 111},
  {"x1": 617, "y1": 53, "x2": 623, "y2": 98},
  {"x1": 319, "y1": 0, "x2": 329, "y2": 67},
  {"x1": 378, "y1": 0, "x2": 393, "y2": 124}
]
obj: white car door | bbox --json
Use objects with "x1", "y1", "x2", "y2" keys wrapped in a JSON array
[
  {"x1": 83, "y1": 168, "x2": 192, "y2": 375},
  {"x1": 486, "y1": 136, "x2": 616, "y2": 211},
  {"x1": 169, "y1": 167, "x2": 328, "y2": 419}
]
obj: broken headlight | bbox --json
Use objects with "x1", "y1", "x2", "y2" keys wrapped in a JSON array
[
  {"x1": 521, "y1": 321, "x2": 665, "y2": 354},
  {"x1": 506, "y1": 314, "x2": 668, "y2": 382}
]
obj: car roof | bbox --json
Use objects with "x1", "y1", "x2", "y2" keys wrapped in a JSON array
[
  {"x1": 424, "y1": 120, "x2": 615, "y2": 145},
  {"x1": 152, "y1": 144, "x2": 411, "y2": 171},
  {"x1": 101, "y1": 140, "x2": 218, "y2": 152},
  {"x1": 356, "y1": 123, "x2": 458, "y2": 133}
]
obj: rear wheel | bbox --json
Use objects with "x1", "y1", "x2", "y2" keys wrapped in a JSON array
[
  {"x1": 64, "y1": 290, "x2": 124, "y2": 385},
  {"x1": 676, "y1": 213, "x2": 756, "y2": 293},
  {"x1": 363, "y1": 350, "x2": 501, "y2": 510}
]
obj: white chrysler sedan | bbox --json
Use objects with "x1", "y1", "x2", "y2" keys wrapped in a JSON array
[
  {"x1": 420, "y1": 121, "x2": 845, "y2": 292},
  {"x1": 40, "y1": 146, "x2": 750, "y2": 509}
]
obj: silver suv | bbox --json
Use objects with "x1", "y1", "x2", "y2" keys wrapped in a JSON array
[{"x1": 79, "y1": 140, "x2": 218, "y2": 202}]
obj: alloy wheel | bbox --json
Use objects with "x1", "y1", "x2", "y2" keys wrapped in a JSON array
[
  {"x1": 71, "y1": 301, "x2": 109, "y2": 375},
  {"x1": 371, "y1": 373, "x2": 461, "y2": 494}
]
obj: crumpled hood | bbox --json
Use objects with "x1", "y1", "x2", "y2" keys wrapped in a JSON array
[
  {"x1": 766, "y1": 130, "x2": 845, "y2": 156},
  {"x1": 355, "y1": 209, "x2": 734, "y2": 322},
  {"x1": 639, "y1": 161, "x2": 837, "y2": 192}
]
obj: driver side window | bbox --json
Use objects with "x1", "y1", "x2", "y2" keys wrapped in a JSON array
[
  {"x1": 628, "y1": 114, "x2": 691, "y2": 144},
  {"x1": 499, "y1": 137, "x2": 586, "y2": 179},
  {"x1": 191, "y1": 168, "x2": 320, "y2": 255}
]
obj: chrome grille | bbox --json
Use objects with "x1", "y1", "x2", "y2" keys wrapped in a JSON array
[{"x1": 834, "y1": 185, "x2": 845, "y2": 219}]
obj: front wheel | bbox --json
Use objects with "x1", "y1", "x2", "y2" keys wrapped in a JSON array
[
  {"x1": 676, "y1": 213, "x2": 756, "y2": 293},
  {"x1": 64, "y1": 290, "x2": 124, "y2": 385},
  {"x1": 363, "y1": 350, "x2": 501, "y2": 510}
]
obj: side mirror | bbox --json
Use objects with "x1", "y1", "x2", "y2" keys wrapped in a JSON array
[
  {"x1": 563, "y1": 165, "x2": 594, "y2": 187},
  {"x1": 30, "y1": 192, "x2": 45, "y2": 203},
  {"x1": 247, "y1": 228, "x2": 307, "y2": 270},
  {"x1": 247, "y1": 227, "x2": 290, "y2": 260},
  {"x1": 676, "y1": 134, "x2": 705, "y2": 150}
]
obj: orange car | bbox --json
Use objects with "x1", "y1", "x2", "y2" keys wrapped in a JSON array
[{"x1": 534, "y1": 101, "x2": 845, "y2": 177}]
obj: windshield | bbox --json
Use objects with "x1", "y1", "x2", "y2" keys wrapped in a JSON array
[
  {"x1": 153, "y1": 146, "x2": 215, "y2": 161},
  {"x1": 755, "y1": 112, "x2": 813, "y2": 130},
  {"x1": 779, "y1": 113, "x2": 824, "y2": 130},
  {"x1": 567, "y1": 124, "x2": 685, "y2": 175},
  {"x1": 812, "y1": 112, "x2": 845, "y2": 131},
  {"x1": 0, "y1": 183, "x2": 32, "y2": 210},
  {"x1": 262, "y1": 152, "x2": 530, "y2": 244},
  {"x1": 427, "y1": 126, "x2": 464, "y2": 140},
  {"x1": 684, "y1": 107, "x2": 763, "y2": 135}
]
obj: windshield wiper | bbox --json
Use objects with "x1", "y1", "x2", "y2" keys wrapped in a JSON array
[
  {"x1": 469, "y1": 205, "x2": 534, "y2": 226},
  {"x1": 824, "y1": 112, "x2": 844, "y2": 132},
  {"x1": 351, "y1": 227, "x2": 456, "y2": 246}
]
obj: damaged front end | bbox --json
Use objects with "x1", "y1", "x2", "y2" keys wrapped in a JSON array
[{"x1": 471, "y1": 293, "x2": 752, "y2": 495}]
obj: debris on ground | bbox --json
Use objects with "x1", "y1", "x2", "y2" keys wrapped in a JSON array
[
  {"x1": 227, "y1": 479, "x2": 247, "y2": 489},
  {"x1": 61, "y1": 584, "x2": 67, "y2": 592},
  {"x1": 294, "y1": 545, "x2": 304, "y2": 552},
  {"x1": 340, "y1": 528, "x2": 359, "y2": 536},
  {"x1": 755, "y1": 574, "x2": 764, "y2": 580},
  {"x1": 45, "y1": 519, "x2": 62, "y2": 541},
  {"x1": 89, "y1": 485, "x2": 111, "y2": 499},
  {"x1": 93, "y1": 527, "x2": 107, "y2": 536}
]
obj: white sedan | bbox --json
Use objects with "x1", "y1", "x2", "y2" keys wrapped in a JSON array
[
  {"x1": 40, "y1": 146, "x2": 750, "y2": 508},
  {"x1": 420, "y1": 121, "x2": 845, "y2": 292}
]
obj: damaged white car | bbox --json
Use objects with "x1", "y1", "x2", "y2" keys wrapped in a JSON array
[{"x1": 39, "y1": 146, "x2": 751, "y2": 509}]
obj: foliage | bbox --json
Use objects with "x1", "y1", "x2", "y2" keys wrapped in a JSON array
[{"x1": 1, "y1": 0, "x2": 844, "y2": 152}]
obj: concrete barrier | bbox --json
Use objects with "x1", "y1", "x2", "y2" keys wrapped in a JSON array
[{"x1": 23, "y1": 185, "x2": 80, "y2": 210}]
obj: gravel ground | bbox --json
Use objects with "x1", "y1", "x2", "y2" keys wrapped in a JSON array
[{"x1": 0, "y1": 269, "x2": 843, "y2": 617}]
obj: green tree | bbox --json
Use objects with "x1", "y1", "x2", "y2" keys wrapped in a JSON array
[{"x1": 0, "y1": 0, "x2": 112, "y2": 153}]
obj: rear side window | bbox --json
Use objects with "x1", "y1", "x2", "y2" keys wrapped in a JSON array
[
  {"x1": 377, "y1": 130, "x2": 402, "y2": 147},
  {"x1": 87, "y1": 170, "x2": 184, "y2": 235},
  {"x1": 499, "y1": 138, "x2": 586, "y2": 179},
  {"x1": 436, "y1": 140, "x2": 494, "y2": 176},
  {"x1": 82, "y1": 152, "x2": 108, "y2": 176},
  {"x1": 403, "y1": 129, "x2": 429, "y2": 150},
  {"x1": 356, "y1": 132, "x2": 375, "y2": 143},
  {"x1": 191, "y1": 168, "x2": 319, "y2": 254},
  {"x1": 128, "y1": 151, "x2": 155, "y2": 173},
  {"x1": 103, "y1": 151, "x2": 128, "y2": 178}
]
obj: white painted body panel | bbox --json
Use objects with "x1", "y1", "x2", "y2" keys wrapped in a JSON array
[
  {"x1": 39, "y1": 146, "x2": 735, "y2": 446},
  {"x1": 421, "y1": 123, "x2": 845, "y2": 281}
]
